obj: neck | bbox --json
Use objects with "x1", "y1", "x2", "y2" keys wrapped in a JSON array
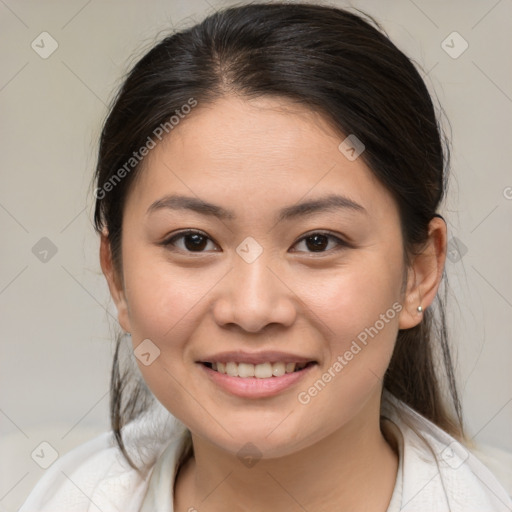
[{"x1": 174, "y1": 391, "x2": 398, "y2": 512}]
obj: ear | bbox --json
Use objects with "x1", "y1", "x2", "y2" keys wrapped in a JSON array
[
  {"x1": 99, "y1": 230, "x2": 132, "y2": 333},
  {"x1": 398, "y1": 216, "x2": 447, "y2": 329}
]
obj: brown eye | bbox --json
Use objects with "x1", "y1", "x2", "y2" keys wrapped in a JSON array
[
  {"x1": 305, "y1": 234, "x2": 329, "y2": 251},
  {"x1": 183, "y1": 233, "x2": 208, "y2": 251},
  {"x1": 292, "y1": 232, "x2": 347, "y2": 253},
  {"x1": 163, "y1": 230, "x2": 218, "y2": 253}
]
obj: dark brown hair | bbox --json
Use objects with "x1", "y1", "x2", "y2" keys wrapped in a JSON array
[{"x1": 93, "y1": 2, "x2": 464, "y2": 471}]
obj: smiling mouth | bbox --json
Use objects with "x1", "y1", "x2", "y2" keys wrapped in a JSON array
[{"x1": 201, "y1": 361, "x2": 317, "y2": 378}]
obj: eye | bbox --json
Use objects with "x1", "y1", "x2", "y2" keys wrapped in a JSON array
[
  {"x1": 161, "y1": 229, "x2": 348, "y2": 254},
  {"x1": 291, "y1": 231, "x2": 348, "y2": 253},
  {"x1": 162, "y1": 230, "x2": 219, "y2": 253}
]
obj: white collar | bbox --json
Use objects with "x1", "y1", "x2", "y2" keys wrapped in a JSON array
[{"x1": 135, "y1": 390, "x2": 512, "y2": 511}]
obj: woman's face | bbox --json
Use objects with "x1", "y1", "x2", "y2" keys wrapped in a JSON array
[{"x1": 106, "y1": 95, "x2": 415, "y2": 458}]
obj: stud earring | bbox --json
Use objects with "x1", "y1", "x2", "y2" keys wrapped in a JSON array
[{"x1": 417, "y1": 306, "x2": 423, "y2": 313}]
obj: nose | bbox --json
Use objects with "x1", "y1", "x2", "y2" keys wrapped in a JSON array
[{"x1": 211, "y1": 253, "x2": 297, "y2": 333}]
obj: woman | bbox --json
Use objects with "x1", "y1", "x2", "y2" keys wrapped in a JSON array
[{"x1": 20, "y1": 3, "x2": 512, "y2": 511}]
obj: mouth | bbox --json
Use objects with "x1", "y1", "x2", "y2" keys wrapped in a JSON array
[
  {"x1": 198, "y1": 359, "x2": 318, "y2": 398},
  {"x1": 200, "y1": 361, "x2": 317, "y2": 378}
]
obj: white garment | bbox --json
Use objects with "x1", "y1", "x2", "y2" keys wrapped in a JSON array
[{"x1": 19, "y1": 391, "x2": 512, "y2": 512}]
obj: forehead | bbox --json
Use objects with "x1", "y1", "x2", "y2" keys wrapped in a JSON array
[{"x1": 125, "y1": 95, "x2": 398, "y2": 223}]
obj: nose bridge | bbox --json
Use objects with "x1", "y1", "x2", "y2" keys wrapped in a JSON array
[
  {"x1": 214, "y1": 240, "x2": 296, "y2": 332},
  {"x1": 236, "y1": 250, "x2": 275, "y2": 301}
]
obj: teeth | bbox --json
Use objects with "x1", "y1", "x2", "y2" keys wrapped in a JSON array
[
  {"x1": 272, "y1": 362, "x2": 286, "y2": 377},
  {"x1": 211, "y1": 361, "x2": 310, "y2": 378},
  {"x1": 226, "y1": 362, "x2": 239, "y2": 377},
  {"x1": 254, "y1": 362, "x2": 272, "y2": 378},
  {"x1": 238, "y1": 362, "x2": 255, "y2": 378},
  {"x1": 285, "y1": 362, "x2": 296, "y2": 373}
]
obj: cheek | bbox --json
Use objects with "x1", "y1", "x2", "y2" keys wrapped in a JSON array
[
  {"x1": 300, "y1": 252, "x2": 403, "y2": 337},
  {"x1": 121, "y1": 247, "x2": 216, "y2": 339},
  {"x1": 294, "y1": 272, "x2": 401, "y2": 434},
  {"x1": 121, "y1": 254, "x2": 211, "y2": 409},
  {"x1": 296, "y1": 249, "x2": 403, "y2": 401}
]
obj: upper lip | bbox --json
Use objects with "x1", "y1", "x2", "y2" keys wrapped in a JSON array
[{"x1": 198, "y1": 351, "x2": 317, "y2": 365}]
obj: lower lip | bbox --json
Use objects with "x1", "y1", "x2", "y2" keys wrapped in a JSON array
[{"x1": 198, "y1": 363, "x2": 316, "y2": 398}]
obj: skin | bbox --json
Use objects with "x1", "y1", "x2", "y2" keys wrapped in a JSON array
[{"x1": 100, "y1": 95, "x2": 447, "y2": 511}]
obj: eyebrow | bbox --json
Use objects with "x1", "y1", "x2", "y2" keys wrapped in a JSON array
[{"x1": 146, "y1": 193, "x2": 366, "y2": 222}]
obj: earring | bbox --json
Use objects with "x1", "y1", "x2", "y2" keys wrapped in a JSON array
[{"x1": 417, "y1": 306, "x2": 423, "y2": 313}]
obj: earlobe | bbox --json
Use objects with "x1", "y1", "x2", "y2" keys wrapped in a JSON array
[
  {"x1": 398, "y1": 266, "x2": 424, "y2": 329},
  {"x1": 398, "y1": 216, "x2": 447, "y2": 330},
  {"x1": 99, "y1": 231, "x2": 132, "y2": 333}
]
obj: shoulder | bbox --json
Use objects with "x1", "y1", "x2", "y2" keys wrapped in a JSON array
[
  {"x1": 18, "y1": 430, "x2": 149, "y2": 512},
  {"x1": 382, "y1": 391, "x2": 512, "y2": 512},
  {"x1": 19, "y1": 402, "x2": 189, "y2": 512}
]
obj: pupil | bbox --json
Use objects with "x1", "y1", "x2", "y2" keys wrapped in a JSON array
[
  {"x1": 185, "y1": 234, "x2": 207, "y2": 251},
  {"x1": 306, "y1": 234, "x2": 328, "y2": 252}
]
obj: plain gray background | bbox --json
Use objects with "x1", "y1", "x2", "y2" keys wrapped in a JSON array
[{"x1": 1, "y1": 0, "x2": 511, "y2": 509}]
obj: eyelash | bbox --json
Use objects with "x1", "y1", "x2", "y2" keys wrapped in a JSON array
[{"x1": 161, "y1": 229, "x2": 350, "y2": 255}]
